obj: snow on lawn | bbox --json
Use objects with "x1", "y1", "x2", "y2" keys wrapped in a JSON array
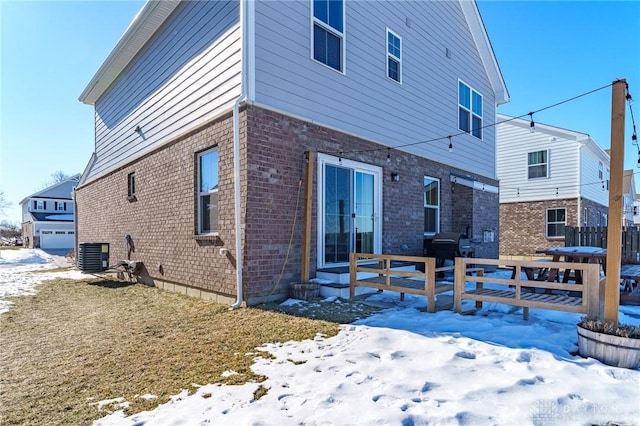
[
  {"x1": 0, "y1": 248, "x2": 87, "y2": 313},
  {"x1": 1, "y1": 250, "x2": 638, "y2": 425}
]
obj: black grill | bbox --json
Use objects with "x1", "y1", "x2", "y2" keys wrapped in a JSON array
[{"x1": 426, "y1": 232, "x2": 473, "y2": 267}]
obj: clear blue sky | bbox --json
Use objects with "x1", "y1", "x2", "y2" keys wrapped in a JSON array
[{"x1": 1, "y1": 1, "x2": 639, "y2": 225}]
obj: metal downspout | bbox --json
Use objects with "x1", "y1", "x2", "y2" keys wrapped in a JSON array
[
  {"x1": 578, "y1": 142, "x2": 583, "y2": 228},
  {"x1": 230, "y1": 0, "x2": 248, "y2": 309}
]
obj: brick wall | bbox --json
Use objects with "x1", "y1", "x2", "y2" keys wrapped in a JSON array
[
  {"x1": 500, "y1": 198, "x2": 584, "y2": 256},
  {"x1": 76, "y1": 111, "x2": 238, "y2": 299},
  {"x1": 244, "y1": 106, "x2": 499, "y2": 298},
  {"x1": 77, "y1": 104, "x2": 500, "y2": 305}
]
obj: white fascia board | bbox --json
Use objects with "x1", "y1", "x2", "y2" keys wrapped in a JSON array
[
  {"x1": 497, "y1": 114, "x2": 591, "y2": 142},
  {"x1": 79, "y1": 0, "x2": 181, "y2": 105}
]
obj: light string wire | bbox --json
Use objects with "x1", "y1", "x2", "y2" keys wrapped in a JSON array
[{"x1": 322, "y1": 80, "x2": 618, "y2": 158}]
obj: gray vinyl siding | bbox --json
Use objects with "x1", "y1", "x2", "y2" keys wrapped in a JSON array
[
  {"x1": 253, "y1": 0, "x2": 498, "y2": 179},
  {"x1": 87, "y1": 0, "x2": 241, "y2": 182}
]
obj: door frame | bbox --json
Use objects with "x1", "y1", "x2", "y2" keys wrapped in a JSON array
[{"x1": 316, "y1": 153, "x2": 382, "y2": 268}]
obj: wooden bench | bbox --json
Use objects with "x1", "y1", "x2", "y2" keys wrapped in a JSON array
[
  {"x1": 349, "y1": 253, "x2": 483, "y2": 313},
  {"x1": 453, "y1": 258, "x2": 601, "y2": 320}
]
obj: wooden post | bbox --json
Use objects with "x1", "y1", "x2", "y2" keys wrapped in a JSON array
[
  {"x1": 301, "y1": 151, "x2": 315, "y2": 282},
  {"x1": 603, "y1": 79, "x2": 627, "y2": 326}
]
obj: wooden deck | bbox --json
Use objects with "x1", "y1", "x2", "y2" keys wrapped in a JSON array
[
  {"x1": 454, "y1": 257, "x2": 601, "y2": 320},
  {"x1": 349, "y1": 253, "x2": 482, "y2": 313}
]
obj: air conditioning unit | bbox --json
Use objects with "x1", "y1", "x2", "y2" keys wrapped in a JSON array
[{"x1": 78, "y1": 242, "x2": 109, "y2": 272}]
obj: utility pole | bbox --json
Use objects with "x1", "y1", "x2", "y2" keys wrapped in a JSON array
[{"x1": 603, "y1": 79, "x2": 627, "y2": 327}]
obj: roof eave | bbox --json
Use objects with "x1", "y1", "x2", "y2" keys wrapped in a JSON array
[
  {"x1": 78, "y1": 0, "x2": 181, "y2": 105},
  {"x1": 460, "y1": 1, "x2": 510, "y2": 106}
]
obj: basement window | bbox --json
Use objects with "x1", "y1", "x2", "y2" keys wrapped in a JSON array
[{"x1": 128, "y1": 172, "x2": 137, "y2": 201}]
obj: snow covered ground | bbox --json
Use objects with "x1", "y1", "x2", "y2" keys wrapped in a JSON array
[
  {"x1": 0, "y1": 248, "x2": 87, "y2": 313},
  {"x1": 1, "y1": 249, "x2": 639, "y2": 425}
]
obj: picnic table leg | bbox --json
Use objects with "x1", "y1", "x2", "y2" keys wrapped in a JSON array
[{"x1": 475, "y1": 270, "x2": 484, "y2": 309}]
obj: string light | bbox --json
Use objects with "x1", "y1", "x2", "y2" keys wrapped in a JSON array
[
  {"x1": 320, "y1": 81, "x2": 614, "y2": 159},
  {"x1": 528, "y1": 112, "x2": 536, "y2": 133}
]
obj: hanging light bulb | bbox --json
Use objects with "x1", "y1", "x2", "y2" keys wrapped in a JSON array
[
  {"x1": 448, "y1": 136, "x2": 453, "y2": 152},
  {"x1": 529, "y1": 112, "x2": 536, "y2": 133}
]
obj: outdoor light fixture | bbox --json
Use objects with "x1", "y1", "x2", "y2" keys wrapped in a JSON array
[
  {"x1": 135, "y1": 125, "x2": 142, "y2": 133},
  {"x1": 391, "y1": 172, "x2": 399, "y2": 182}
]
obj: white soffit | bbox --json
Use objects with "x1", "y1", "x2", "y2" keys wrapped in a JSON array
[{"x1": 79, "y1": 0, "x2": 181, "y2": 105}]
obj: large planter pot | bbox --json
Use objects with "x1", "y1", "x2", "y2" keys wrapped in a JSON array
[
  {"x1": 289, "y1": 283, "x2": 320, "y2": 301},
  {"x1": 577, "y1": 325, "x2": 640, "y2": 369}
]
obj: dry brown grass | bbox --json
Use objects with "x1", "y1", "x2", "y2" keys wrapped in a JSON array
[
  {"x1": 0, "y1": 277, "x2": 381, "y2": 425},
  {"x1": 0, "y1": 277, "x2": 382, "y2": 425}
]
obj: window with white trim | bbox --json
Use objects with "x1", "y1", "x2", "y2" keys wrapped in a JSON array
[
  {"x1": 34, "y1": 200, "x2": 45, "y2": 210},
  {"x1": 386, "y1": 28, "x2": 401, "y2": 83},
  {"x1": 424, "y1": 176, "x2": 440, "y2": 235},
  {"x1": 458, "y1": 80, "x2": 482, "y2": 139},
  {"x1": 55, "y1": 202, "x2": 65, "y2": 211},
  {"x1": 198, "y1": 148, "x2": 219, "y2": 234},
  {"x1": 546, "y1": 208, "x2": 566, "y2": 238},
  {"x1": 312, "y1": 0, "x2": 344, "y2": 72},
  {"x1": 528, "y1": 150, "x2": 548, "y2": 179}
]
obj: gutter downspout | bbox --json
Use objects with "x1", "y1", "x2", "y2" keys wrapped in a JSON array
[
  {"x1": 230, "y1": 0, "x2": 249, "y2": 309},
  {"x1": 577, "y1": 141, "x2": 583, "y2": 228}
]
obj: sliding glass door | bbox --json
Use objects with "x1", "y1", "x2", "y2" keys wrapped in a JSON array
[{"x1": 318, "y1": 155, "x2": 381, "y2": 267}]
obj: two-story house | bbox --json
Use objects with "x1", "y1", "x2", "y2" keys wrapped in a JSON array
[
  {"x1": 20, "y1": 174, "x2": 79, "y2": 250},
  {"x1": 497, "y1": 114, "x2": 610, "y2": 257},
  {"x1": 76, "y1": 0, "x2": 508, "y2": 306}
]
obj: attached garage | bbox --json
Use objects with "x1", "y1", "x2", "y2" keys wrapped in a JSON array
[{"x1": 40, "y1": 230, "x2": 74, "y2": 249}]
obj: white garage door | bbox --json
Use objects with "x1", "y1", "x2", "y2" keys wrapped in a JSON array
[{"x1": 40, "y1": 230, "x2": 74, "y2": 249}]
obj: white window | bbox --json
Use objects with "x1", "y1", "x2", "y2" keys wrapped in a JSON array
[
  {"x1": 458, "y1": 80, "x2": 482, "y2": 139},
  {"x1": 312, "y1": 0, "x2": 344, "y2": 72},
  {"x1": 34, "y1": 200, "x2": 45, "y2": 210},
  {"x1": 424, "y1": 176, "x2": 440, "y2": 235},
  {"x1": 546, "y1": 208, "x2": 566, "y2": 238},
  {"x1": 528, "y1": 150, "x2": 548, "y2": 179},
  {"x1": 198, "y1": 148, "x2": 219, "y2": 234},
  {"x1": 55, "y1": 202, "x2": 65, "y2": 211},
  {"x1": 386, "y1": 28, "x2": 401, "y2": 83}
]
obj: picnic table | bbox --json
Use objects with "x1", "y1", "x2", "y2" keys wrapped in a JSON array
[{"x1": 535, "y1": 246, "x2": 607, "y2": 284}]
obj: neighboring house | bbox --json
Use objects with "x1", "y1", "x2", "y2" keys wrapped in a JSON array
[
  {"x1": 76, "y1": 0, "x2": 509, "y2": 305},
  {"x1": 622, "y1": 170, "x2": 636, "y2": 226},
  {"x1": 633, "y1": 195, "x2": 640, "y2": 226},
  {"x1": 20, "y1": 175, "x2": 80, "y2": 250},
  {"x1": 497, "y1": 115, "x2": 610, "y2": 257}
]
